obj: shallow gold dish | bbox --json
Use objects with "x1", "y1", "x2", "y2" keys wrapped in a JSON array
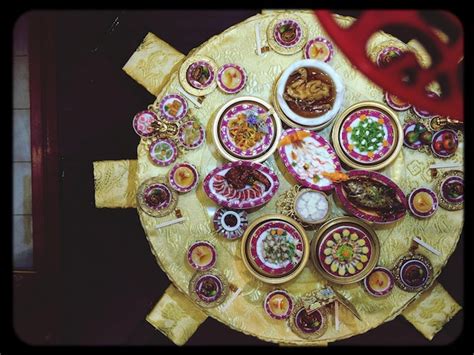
[{"x1": 241, "y1": 214, "x2": 309, "y2": 284}]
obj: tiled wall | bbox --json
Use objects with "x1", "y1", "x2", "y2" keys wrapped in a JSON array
[{"x1": 13, "y1": 14, "x2": 33, "y2": 270}]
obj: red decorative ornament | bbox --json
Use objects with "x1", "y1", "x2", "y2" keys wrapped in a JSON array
[{"x1": 315, "y1": 10, "x2": 463, "y2": 121}]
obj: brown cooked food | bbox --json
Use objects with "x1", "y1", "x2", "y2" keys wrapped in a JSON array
[{"x1": 283, "y1": 67, "x2": 336, "y2": 118}]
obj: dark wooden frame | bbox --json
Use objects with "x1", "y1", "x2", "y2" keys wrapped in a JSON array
[{"x1": 13, "y1": 12, "x2": 60, "y2": 345}]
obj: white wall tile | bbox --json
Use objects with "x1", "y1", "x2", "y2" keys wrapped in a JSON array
[
  {"x1": 13, "y1": 215, "x2": 33, "y2": 270},
  {"x1": 13, "y1": 109, "x2": 31, "y2": 162},
  {"x1": 13, "y1": 162, "x2": 32, "y2": 215},
  {"x1": 13, "y1": 56, "x2": 30, "y2": 109},
  {"x1": 13, "y1": 13, "x2": 29, "y2": 56}
]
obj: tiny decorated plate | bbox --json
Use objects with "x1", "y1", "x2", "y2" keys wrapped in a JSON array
[
  {"x1": 384, "y1": 91, "x2": 411, "y2": 111},
  {"x1": 393, "y1": 253, "x2": 433, "y2": 292},
  {"x1": 213, "y1": 96, "x2": 281, "y2": 162},
  {"x1": 332, "y1": 102, "x2": 403, "y2": 170},
  {"x1": 407, "y1": 187, "x2": 438, "y2": 218},
  {"x1": 189, "y1": 270, "x2": 229, "y2": 308},
  {"x1": 278, "y1": 128, "x2": 341, "y2": 191},
  {"x1": 288, "y1": 303, "x2": 327, "y2": 339},
  {"x1": 413, "y1": 91, "x2": 439, "y2": 118},
  {"x1": 178, "y1": 120, "x2": 205, "y2": 150},
  {"x1": 241, "y1": 214, "x2": 309, "y2": 284},
  {"x1": 213, "y1": 208, "x2": 248, "y2": 240},
  {"x1": 149, "y1": 138, "x2": 178, "y2": 166},
  {"x1": 334, "y1": 170, "x2": 407, "y2": 224},
  {"x1": 376, "y1": 46, "x2": 403, "y2": 67},
  {"x1": 293, "y1": 189, "x2": 331, "y2": 225},
  {"x1": 363, "y1": 266, "x2": 395, "y2": 297},
  {"x1": 168, "y1": 162, "x2": 199, "y2": 193},
  {"x1": 132, "y1": 110, "x2": 158, "y2": 138},
  {"x1": 264, "y1": 289, "x2": 294, "y2": 320},
  {"x1": 436, "y1": 170, "x2": 464, "y2": 211},
  {"x1": 311, "y1": 216, "x2": 380, "y2": 284},
  {"x1": 187, "y1": 241, "x2": 217, "y2": 271},
  {"x1": 431, "y1": 129, "x2": 458, "y2": 158},
  {"x1": 136, "y1": 176, "x2": 178, "y2": 218},
  {"x1": 158, "y1": 94, "x2": 188, "y2": 121},
  {"x1": 179, "y1": 56, "x2": 217, "y2": 96},
  {"x1": 217, "y1": 64, "x2": 247, "y2": 94},
  {"x1": 267, "y1": 14, "x2": 307, "y2": 55},
  {"x1": 203, "y1": 160, "x2": 280, "y2": 210},
  {"x1": 403, "y1": 122, "x2": 431, "y2": 150},
  {"x1": 304, "y1": 37, "x2": 334, "y2": 62}
]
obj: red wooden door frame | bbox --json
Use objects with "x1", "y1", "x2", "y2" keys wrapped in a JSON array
[{"x1": 13, "y1": 11, "x2": 61, "y2": 345}]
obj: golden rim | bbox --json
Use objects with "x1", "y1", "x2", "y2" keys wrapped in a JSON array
[
  {"x1": 293, "y1": 188, "x2": 331, "y2": 225},
  {"x1": 136, "y1": 176, "x2": 178, "y2": 218},
  {"x1": 212, "y1": 96, "x2": 282, "y2": 163},
  {"x1": 392, "y1": 252, "x2": 434, "y2": 292},
  {"x1": 179, "y1": 55, "x2": 218, "y2": 97},
  {"x1": 267, "y1": 14, "x2": 308, "y2": 55},
  {"x1": 310, "y1": 216, "x2": 380, "y2": 285},
  {"x1": 271, "y1": 77, "x2": 334, "y2": 131},
  {"x1": 240, "y1": 214, "x2": 309, "y2": 284},
  {"x1": 288, "y1": 299, "x2": 328, "y2": 339},
  {"x1": 189, "y1": 269, "x2": 229, "y2": 308},
  {"x1": 331, "y1": 101, "x2": 404, "y2": 171},
  {"x1": 435, "y1": 170, "x2": 464, "y2": 211}
]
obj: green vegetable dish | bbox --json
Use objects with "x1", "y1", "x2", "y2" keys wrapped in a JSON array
[{"x1": 350, "y1": 118, "x2": 385, "y2": 153}]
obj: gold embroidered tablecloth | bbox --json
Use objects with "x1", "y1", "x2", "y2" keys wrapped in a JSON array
[{"x1": 95, "y1": 10, "x2": 463, "y2": 345}]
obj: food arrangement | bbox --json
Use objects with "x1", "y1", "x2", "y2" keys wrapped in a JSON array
[
  {"x1": 264, "y1": 290, "x2": 293, "y2": 320},
  {"x1": 187, "y1": 241, "x2": 217, "y2": 271},
  {"x1": 294, "y1": 189, "x2": 330, "y2": 224},
  {"x1": 168, "y1": 162, "x2": 199, "y2": 193},
  {"x1": 217, "y1": 64, "x2": 247, "y2": 94},
  {"x1": 149, "y1": 138, "x2": 178, "y2": 166},
  {"x1": 213, "y1": 208, "x2": 248, "y2": 240},
  {"x1": 304, "y1": 37, "x2": 334, "y2": 62},
  {"x1": 408, "y1": 187, "x2": 438, "y2": 218},
  {"x1": 159, "y1": 94, "x2": 188, "y2": 121},
  {"x1": 363, "y1": 267, "x2": 395, "y2": 297}
]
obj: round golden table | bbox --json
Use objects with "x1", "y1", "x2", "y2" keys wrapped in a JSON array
[{"x1": 135, "y1": 11, "x2": 463, "y2": 345}]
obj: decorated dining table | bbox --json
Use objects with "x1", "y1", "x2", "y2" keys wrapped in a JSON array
[{"x1": 93, "y1": 10, "x2": 463, "y2": 345}]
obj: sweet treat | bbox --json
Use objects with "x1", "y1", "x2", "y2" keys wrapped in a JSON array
[
  {"x1": 187, "y1": 241, "x2": 217, "y2": 271},
  {"x1": 264, "y1": 290, "x2": 293, "y2": 320},
  {"x1": 294, "y1": 190, "x2": 329, "y2": 224},
  {"x1": 364, "y1": 267, "x2": 394, "y2": 297}
]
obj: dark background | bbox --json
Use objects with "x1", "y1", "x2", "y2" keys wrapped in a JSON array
[{"x1": 18, "y1": 10, "x2": 464, "y2": 346}]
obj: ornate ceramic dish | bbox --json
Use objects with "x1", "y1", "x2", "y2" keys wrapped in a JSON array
[
  {"x1": 288, "y1": 302, "x2": 328, "y2": 339},
  {"x1": 168, "y1": 162, "x2": 199, "y2": 193},
  {"x1": 267, "y1": 14, "x2": 307, "y2": 55},
  {"x1": 384, "y1": 91, "x2": 411, "y2": 111},
  {"x1": 311, "y1": 216, "x2": 380, "y2": 284},
  {"x1": 136, "y1": 176, "x2": 178, "y2": 218},
  {"x1": 133, "y1": 110, "x2": 158, "y2": 138},
  {"x1": 376, "y1": 46, "x2": 403, "y2": 66},
  {"x1": 431, "y1": 129, "x2": 458, "y2": 158},
  {"x1": 403, "y1": 122, "x2": 429, "y2": 150},
  {"x1": 278, "y1": 128, "x2": 341, "y2": 191},
  {"x1": 158, "y1": 94, "x2": 188, "y2": 121},
  {"x1": 407, "y1": 187, "x2": 438, "y2": 218},
  {"x1": 304, "y1": 37, "x2": 334, "y2": 62},
  {"x1": 217, "y1": 63, "x2": 247, "y2": 94},
  {"x1": 331, "y1": 102, "x2": 403, "y2": 170},
  {"x1": 213, "y1": 96, "x2": 282, "y2": 162},
  {"x1": 263, "y1": 289, "x2": 294, "y2": 320},
  {"x1": 203, "y1": 160, "x2": 279, "y2": 210},
  {"x1": 392, "y1": 253, "x2": 433, "y2": 292},
  {"x1": 179, "y1": 56, "x2": 217, "y2": 96},
  {"x1": 363, "y1": 266, "x2": 395, "y2": 297},
  {"x1": 213, "y1": 208, "x2": 248, "y2": 240},
  {"x1": 241, "y1": 214, "x2": 309, "y2": 284},
  {"x1": 149, "y1": 138, "x2": 178, "y2": 166},
  {"x1": 187, "y1": 241, "x2": 217, "y2": 271},
  {"x1": 178, "y1": 120, "x2": 205, "y2": 150},
  {"x1": 189, "y1": 270, "x2": 229, "y2": 308},
  {"x1": 435, "y1": 170, "x2": 464, "y2": 211},
  {"x1": 275, "y1": 59, "x2": 344, "y2": 129}
]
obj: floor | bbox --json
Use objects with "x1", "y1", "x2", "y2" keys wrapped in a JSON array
[{"x1": 22, "y1": 10, "x2": 464, "y2": 346}]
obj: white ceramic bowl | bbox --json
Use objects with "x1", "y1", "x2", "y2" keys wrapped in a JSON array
[{"x1": 276, "y1": 59, "x2": 344, "y2": 127}]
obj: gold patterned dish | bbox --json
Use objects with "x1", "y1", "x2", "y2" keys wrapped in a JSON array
[
  {"x1": 267, "y1": 14, "x2": 307, "y2": 55},
  {"x1": 304, "y1": 36, "x2": 334, "y2": 62},
  {"x1": 363, "y1": 266, "x2": 395, "y2": 297},
  {"x1": 217, "y1": 63, "x2": 247, "y2": 94},
  {"x1": 189, "y1": 269, "x2": 229, "y2": 308},
  {"x1": 435, "y1": 170, "x2": 464, "y2": 211},
  {"x1": 331, "y1": 102, "x2": 403, "y2": 170},
  {"x1": 275, "y1": 60, "x2": 344, "y2": 130},
  {"x1": 187, "y1": 241, "x2": 217, "y2": 271},
  {"x1": 136, "y1": 176, "x2": 178, "y2": 218},
  {"x1": 392, "y1": 252, "x2": 433, "y2": 292},
  {"x1": 179, "y1": 56, "x2": 217, "y2": 96},
  {"x1": 168, "y1": 162, "x2": 199, "y2": 193},
  {"x1": 263, "y1": 289, "x2": 294, "y2": 320},
  {"x1": 241, "y1": 214, "x2": 309, "y2": 284},
  {"x1": 311, "y1": 216, "x2": 380, "y2": 284},
  {"x1": 288, "y1": 300, "x2": 328, "y2": 339},
  {"x1": 212, "y1": 96, "x2": 282, "y2": 162}
]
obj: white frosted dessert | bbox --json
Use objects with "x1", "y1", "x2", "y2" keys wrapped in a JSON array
[{"x1": 295, "y1": 190, "x2": 329, "y2": 223}]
